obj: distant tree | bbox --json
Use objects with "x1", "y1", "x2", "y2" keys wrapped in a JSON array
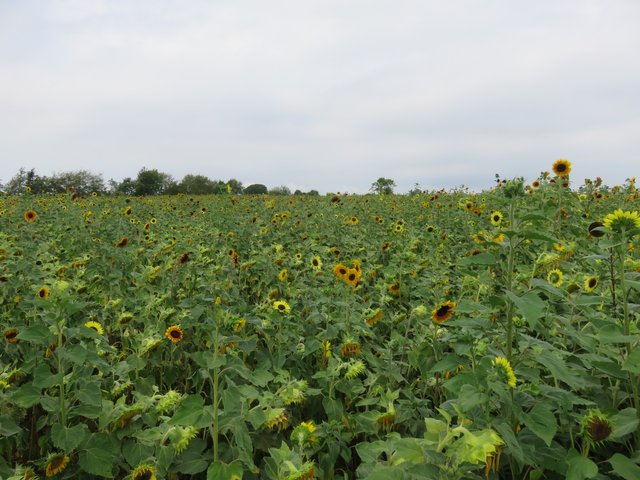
[
  {"x1": 4, "y1": 168, "x2": 47, "y2": 194},
  {"x1": 226, "y1": 178, "x2": 244, "y2": 194},
  {"x1": 307, "y1": 190, "x2": 320, "y2": 196},
  {"x1": 294, "y1": 189, "x2": 303, "y2": 195},
  {"x1": 408, "y1": 183, "x2": 423, "y2": 195},
  {"x1": 269, "y1": 185, "x2": 292, "y2": 195},
  {"x1": 47, "y1": 170, "x2": 106, "y2": 195},
  {"x1": 134, "y1": 168, "x2": 175, "y2": 195},
  {"x1": 178, "y1": 174, "x2": 218, "y2": 195},
  {"x1": 370, "y1": 177, "x2": 396, "y2": 195},
  {"x1": 243, "y1": 184, "x2": 268, "y2": 195},
  {"x1": 112, "y1": 177, "x2": 137, "y2": 195}
]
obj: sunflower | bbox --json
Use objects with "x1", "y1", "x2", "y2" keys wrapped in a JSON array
[
  {"x1": 164, "y1": 325, "x2": 183, "y2": 343},
  {"x1": 547, "y1": 268, "x2": 564, "y2": 287},
  {"x1": 393, "y1": 223, "x2": 404, "y2": 233},
  {"x1": 344, "y1": 269, "x2": 359, "y2": 287},
  {"x1": 531, "y1": 180, "x2": 541, "y2": 189},
  {"x1": 603, "y1": 209, "x2": 640, "y2": 233},
  {"x1": 582, "y1": 410, "x2": 612, "y2": 444},
  {"x1": 115, "y1": 236, "x2": 129, "y2": 248},
  {"x1": 291, "y1": 421, "x2": 318, "y2": 447},
  {"x1": 84, "y1": 321, "x2": 104, "y2": 335},
  {"x1": 278, "y1": 269, "x2": 288, "y2": 281},
  {"x1": 380, "y1": 241, "x2": 391, "y2": 252},
  {"x1": 584, "y1": 276, "x2": 598, "y2": 292},
  {"x1": 45, "y1": 453, "x2": 70, "y2": 477},
  {"x1": 311, "y1": 256, "x2": 322, "y2": 270},
  {"x1": 38, "y1": 286, "x2": 50, "y2": 299},
  {"x1": 131, "y1": 464, "x2": 157, "y2": 480},
  {"x1": 552, "y1": 159, "x2": 572, "y2": 177},
  {"x1": 4, "y1": 328, "x2": 18, "y2": 343},
  {"x1": 426, "y1": 224, "x2": 436, "y2": 233},
  {"x1": 365, "y1": 309, "x2": 383, "y2": 326},
  {"x1": 492, "y1": 356, "x2": 517, "y2": 388},
  {"x1": 23, "y1": 210, "x2": 38, "y2": 222},
  {"x1": 333, "y1": 264, "x2": 348, "y2": 279},
  {"x1": 264, "y1": 408, "x2": 289, "y2": 431},
  {"x1": 273, "y1": 300, "x2": 291, "y2": 314},
  {"x1": 387, "y1": 282, "x2": 400, "y2": 296},
  {"x1": 348, "y1": 216, "x2": 359, "y2": 225},
  {"x1": 489, "y1": 211, "x2": 503, "y2": 227},
  {"x1": 340, "y1": 341, "x2": 361, "y2": 357},
  {"x1": 432, "y1": 300, "x2": 455, "y2": 323}
]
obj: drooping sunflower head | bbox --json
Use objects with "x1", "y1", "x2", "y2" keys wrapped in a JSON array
[
  {"x1": 4, "y1": 328, "x2": 18, "y2": 343},
  {"x1": 84, "y1": 321, "x2": 104, "y2": 335},
  {"x1": 588, "y1": 221, "x2": 605, "y2": 238},
  {"x1": 552, "y1": 159, "x2": 572, "y2": 177},
  {"x1": 432, "y1": 301, "x2": 456, "y2": 323},
  {"x1": 131, "y1": 464, "x2": 157, "y2": 480},
  {"x1": 581, "y1": 410, "x2": 613, "y2": 445},
  {"x1": 44, "y1": 453, "x2": 70, "y2": 477},
  {"x1": 23, "y1": 210, "x2": 38, "y2": 222},
  {"x1": 492, "y1": 356, "x2": 517, "y2": 388},
  {"x1": 264, "y1": 407, "x2": 289, "y2": 432},
  {"x1": 37, "y1": 286, "x2": 50, "y2": 299},
  {"x1": 115, "y1": 236, "x2": 129, "y2": 248},
  {"x1": 547, "y1": 268, "x2": 564, "y2": 287},
  {"x1": 291, "y1": 421, "x2": 318, "y2": 447},
  {"x1": 603, "y1": 209, "x2": 640, "y2": 234},
  {"x1": 164, "y1": 325, "x2": 183, "y2": 343}
]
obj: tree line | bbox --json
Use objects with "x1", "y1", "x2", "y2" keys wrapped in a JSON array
[{"x1": 0, "y1": 168, "x2": 322, "y2": 196}]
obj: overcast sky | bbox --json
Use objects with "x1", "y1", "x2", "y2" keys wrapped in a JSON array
[{"x1": 1, "y1": 1, "x2": 639, "y2": 193}]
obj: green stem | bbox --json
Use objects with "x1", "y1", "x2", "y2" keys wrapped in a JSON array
[
  {"x1": 57, "y1": 323, "x2": 67, "y2": 427},
  {"x1": 505, "y1": 200, "x2": 516, "y2": 361}
]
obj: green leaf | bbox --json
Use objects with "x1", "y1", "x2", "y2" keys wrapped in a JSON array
[
  {"x1": 506, "y1": 290, "x2": 546, "y2": 329},
  {"x1": 609, "y1": 453, "x2": 640, "y2": 479},
  {"x1": 0, "y1": 415, "x2": 22, "y2": 436},
  {"x1": 456, "y1": 384, "x2": 488, "y2": 412},
  {"x1": 565, "y1": 451, "x2": 598, "y2": 480},
  {"x1": 622, "y1": 349, "x2": 640, "y2": 374},
  {"x1": 122, "y1": 440, "x2": 155, "y2": 468},
  {"x1": 611, "y1": 409, "x2": 640, "y2": 439},
  {"x1": 76, "y1": 380, "x2": 103, "y2": 406},
  {"x1": 51, "y1": 423, "x2": 90, "y2": 452},
  {"x1": 59, "y1": 344, "x2": 88, "y2": 365},
  {"x1": 536, "y1": 350, "x2": 585, "y2": 388},
  {"x1": 32, "y1": 363, "x2": 62, "y2": 388},
  {"x1": 494, "y1": 421, "x2": 526, "y2": 465},
  {"x1": 207, "y1": 461, "x2": 244, "y2": 480},
  {"x1": 170, "y1": 394, "x2": 210, "y2": 428},
  {"x1": 78, "y1": 433, "x2": 119, "y2": 478},
  {"x1": 10, "y1": 384, "x2": 42, "y2": 408},
  {"x1": 17, "y1": 324, "x2": 53, "y2": 344},
  {"x1": 524, "y1": 404, "x2": 557, "y2": 447},
  {"x1": 458, "y1": 252, "x2": 496, "y2": 266}
]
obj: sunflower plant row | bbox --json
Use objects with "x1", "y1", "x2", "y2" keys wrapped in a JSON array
[{"x1": 2, "y1": 164, "x2": 640, "y2": 479}]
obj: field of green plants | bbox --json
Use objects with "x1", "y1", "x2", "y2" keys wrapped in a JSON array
[{"x1": 2, "y1": 164, "x2": 640, "y2": 479}]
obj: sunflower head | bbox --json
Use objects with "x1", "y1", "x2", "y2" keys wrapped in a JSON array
[
  {"x1": 37, "y1": 286, "x2": 50, "y2": 299},
  {"x1": 84, "y1": 321, "x2": 104, "y2": 335},
  {"x1": 603, "y1": 209, "x2": 640, "y2": 235},
  {"x1": 490, "y1": 211, "x2": 503, "y2": 226},
  {"x1": 131, "y1": 464, "x2": 157, "y2": 480},
  {"x1": 4, "y1": 328, "x2": 18, "y2": 343},
  {"x1": 552, "y1": 159, "x2": 572, "y2": 177},
  {"x1": 547, "y1": 269, "x2": 564, "y2": 287},
  {"x1": 492, "y1": 356, "x2": 517, "y2": 388},
  {"x1": 44, "y1": 453, "x2": 70, "y2": 477},
  {"x1": 311, "y1": 256, "x2": 322, "y2": 270},
  {"x1": 23, "y1": 210, "x2": 38, "y2": 222},
  {"x1": 164, "y1": 325, "x2": 183, "y2": 343},
  {"x1": 432, "y1": 301, "x2": 456, "y2": 323},
  {"x1": 581, "y1": 410, "x2": 613, "y2": 445},
  {"x1": 273, "y1": 300, "x2": 291, "y2": 314},
  {"x1": 584, "y1": 276, "x2": 598, "y2": 292}
]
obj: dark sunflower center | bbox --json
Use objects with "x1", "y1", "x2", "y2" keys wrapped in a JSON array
[
  {"x1": 6, "y1": 331, "x2": 18, "y2": 340},
  {"x1": 587, "y1": 418, "x2": 612, "y2": 441},
  {"x1": 589, "y1": 278, "x2": 597, "y2": 288},
  {"x1": 436, "y1": 305, "x2": 450, "y2": 316},
  {"x1": 339, "y1": 268, "x2": 347, "y2": 275},
  {"x1": 556, "y1": 163, "x2": 567, "y2": 172},
  {"x1": 493, "y1": 215, "x2": 500, "y2": 222},
  {"x1": 170, "y1": 329, "x2": 181, "y2": 338},
  {"x1": 312, "y1": 260, "x2": 318, "y2": 266},
  {"x1": 39, "y1": 289, "x2": 47, "y2": 298},
  {"x1": 348, "y1": 274, "x2": 356, "y2": 281},
  {"x1": 278, "y1": 304, "x2": 285, "y2": 310},
  {"x1": 134, "y1": 470, "x2": 154, "y2": 480}
]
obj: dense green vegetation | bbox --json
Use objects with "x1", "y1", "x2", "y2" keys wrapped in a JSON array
[{"x1": 2, "y1": 164, "x2": 640, "y2": 479}]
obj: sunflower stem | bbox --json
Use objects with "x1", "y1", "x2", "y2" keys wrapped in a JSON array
[
  {"x1": 56, "y1": 321, "x2": 67, "y2": 427},
  {"x1": 505, "y1": 199, "x2": 517, "y2": 362}
]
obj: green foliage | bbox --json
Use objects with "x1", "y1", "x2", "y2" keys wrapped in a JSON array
[
  {"x1": 2, "y1": 172, "x2": 640, "y2": 478},
  {"x1": 370, "y1": 177, "x2": 396, "y2": 194}
]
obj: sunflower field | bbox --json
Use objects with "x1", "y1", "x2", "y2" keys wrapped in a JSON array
[{"x1": 2, "y1": 166, "x2": 640, "y2": 479}]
